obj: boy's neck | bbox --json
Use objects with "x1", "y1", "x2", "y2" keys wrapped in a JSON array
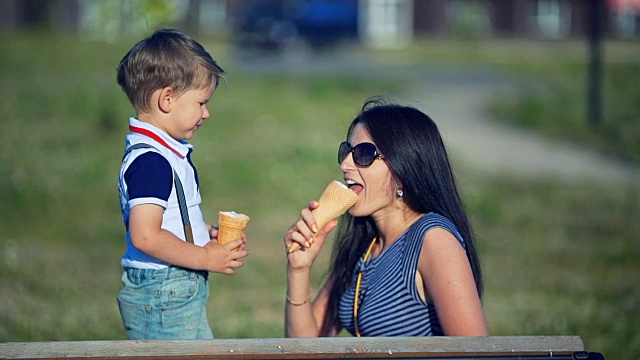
[
  {"x1": 136, "y1": 112, "x2": 167, "y2": 133},
  {"x1": 129, "y1": 118, "x2": 187, "y2": 159}
]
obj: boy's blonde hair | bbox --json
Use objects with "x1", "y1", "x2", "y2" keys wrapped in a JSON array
[{"x1": 117, "y1": 28, "x2": 225, "y2": 113}]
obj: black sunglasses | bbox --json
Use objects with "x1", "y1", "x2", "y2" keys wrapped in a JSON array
[{"x1": 338, "y1": 141, "x2": 384, "y2": 167}]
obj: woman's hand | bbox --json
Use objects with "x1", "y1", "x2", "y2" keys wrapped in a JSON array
[{"x1": 284, "y1": 200, "x2": 338, "y2": 271}]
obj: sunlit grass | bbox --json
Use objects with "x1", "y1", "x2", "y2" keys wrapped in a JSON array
[
  {"x1": 1, "y1": 34, "x2": 638, "y2": 359},
  {"x1": 366, "y1": 37, "x2": 640, "y2": 164}
]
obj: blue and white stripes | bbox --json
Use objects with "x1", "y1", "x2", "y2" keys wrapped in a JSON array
[{"x1": 338, "y1": 212, "x2": 465, "y2": 336}]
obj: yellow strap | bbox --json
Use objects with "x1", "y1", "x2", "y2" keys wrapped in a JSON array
[{"x1": 354, "y1": 237, "x2": 378, "y2": 337}]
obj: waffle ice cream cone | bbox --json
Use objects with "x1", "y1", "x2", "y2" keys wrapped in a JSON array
[
  {"x1": 288, "y1": 180, "x2": 358, "y2": 253},
  {"x1": 218, "y1": 211, "x2": 250, "y2": 247}
]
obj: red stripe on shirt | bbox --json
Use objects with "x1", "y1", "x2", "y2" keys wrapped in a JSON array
[{"x1": 129, "y1": 125, "x2": 185, "y2": 159}]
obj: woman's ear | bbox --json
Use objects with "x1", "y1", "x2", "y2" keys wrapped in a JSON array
[{"x1": 158, "y1": 86, "x2": 174, "y2": 113}]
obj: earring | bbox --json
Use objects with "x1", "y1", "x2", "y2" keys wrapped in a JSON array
[{"x1": 396, "y1": 189, "x2": 404, "y2": 197}]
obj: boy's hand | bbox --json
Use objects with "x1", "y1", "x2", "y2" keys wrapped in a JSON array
[
  {"x1": 203, "y1": 237, "x2": 248, "y2": 274},
  {"x1": 209, "y1": 225, "x2": 219, "y2": 240},
  {"x1": 209, "y1": 225, "x2": 248, "y2": 251}
]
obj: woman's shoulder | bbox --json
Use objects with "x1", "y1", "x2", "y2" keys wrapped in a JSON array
[
  {"x1": 414, "y1": 212, "x2": 456, "y2": 231},
  {"x1": 410, "y1": 213, "x2": 464, "y2": 248}
]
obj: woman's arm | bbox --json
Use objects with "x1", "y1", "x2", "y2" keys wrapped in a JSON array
[
  {"x1": 284, "y1": 201, "x2": 340, "y2": 337},
  {"x1": 418, "y1": 227, "x2": 488, "y2": 336},
  {"x1": 285, "y1": 275, "x2": 340, "y2": 337}
]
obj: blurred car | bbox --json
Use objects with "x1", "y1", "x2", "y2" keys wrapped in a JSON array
[{"x1": 232, "y1": 0, "x2": 359, "y2": 52}]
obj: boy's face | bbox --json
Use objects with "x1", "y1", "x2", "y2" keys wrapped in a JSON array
[{"x1": 164, "y1": 84, "x2": 216, "y2": 141}]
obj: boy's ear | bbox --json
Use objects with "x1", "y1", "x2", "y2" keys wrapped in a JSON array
[{"x1": 158, "y1": 87, "x2": 174, "y2": 113}]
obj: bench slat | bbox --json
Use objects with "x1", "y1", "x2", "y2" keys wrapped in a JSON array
[{"x1": 0, "y1": 336, "x2": 584, "y2": 359}]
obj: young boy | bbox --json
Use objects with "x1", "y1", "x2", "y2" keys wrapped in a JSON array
[{"x1": 116, "y1": 28, "x2": 249, "y2": 340}]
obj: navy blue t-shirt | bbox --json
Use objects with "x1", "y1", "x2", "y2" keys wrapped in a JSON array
[{"x1": 124, "y1": 152, "x2": 173, "y2": 203}]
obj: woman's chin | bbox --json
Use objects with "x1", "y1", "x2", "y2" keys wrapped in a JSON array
[{"x1": 348, "y1": 207, "x2": 365, "y2": 218}]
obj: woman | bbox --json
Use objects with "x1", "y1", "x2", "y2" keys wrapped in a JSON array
[{"x1": 284, "y1": 98, "x2": 488, "y2": 337}]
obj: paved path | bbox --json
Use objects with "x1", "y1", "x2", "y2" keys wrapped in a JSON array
[
  {"x1": 408, "y1": 81, "x2": 640, "y2": 186},
  {"x1": 235, "y1": 49, "x2": 640, "y2": 186}
]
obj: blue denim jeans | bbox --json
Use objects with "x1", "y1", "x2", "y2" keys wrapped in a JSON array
[{"x1": 117, "y1": 266, "x2": 213, "y2": 339}]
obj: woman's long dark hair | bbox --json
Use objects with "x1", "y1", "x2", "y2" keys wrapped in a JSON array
[{"x1": 319, "y1": 97, "x2": 483, "y2": 335}]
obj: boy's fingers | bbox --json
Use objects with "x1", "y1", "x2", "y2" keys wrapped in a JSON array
[
  {"x1": 232, "y1": 249, "x2": 249, "y2": 259},
  {"x1": 224, "y1": 238, "x2": 244, "y2": 249}
]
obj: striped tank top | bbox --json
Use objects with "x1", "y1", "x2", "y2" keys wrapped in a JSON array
[{"x1": 337, "y1": 212, "x2": 466, "y2": 336}]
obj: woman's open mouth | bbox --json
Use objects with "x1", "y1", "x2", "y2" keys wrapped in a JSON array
[{"x1": 345, "y1": 179, "x2": 363, "y2": 195}]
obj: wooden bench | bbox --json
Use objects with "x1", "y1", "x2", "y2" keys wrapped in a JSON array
[{"x1": 0, "y1": 336, "x2": 602, "y2": 359}]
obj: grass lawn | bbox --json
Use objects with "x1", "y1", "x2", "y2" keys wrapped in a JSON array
[
  {"x1": 0, "y1": 34, "x2": 638, "y2": 359},
  {"x1": 374, "y1": 37, "x2": 640, "y2": 165}
]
